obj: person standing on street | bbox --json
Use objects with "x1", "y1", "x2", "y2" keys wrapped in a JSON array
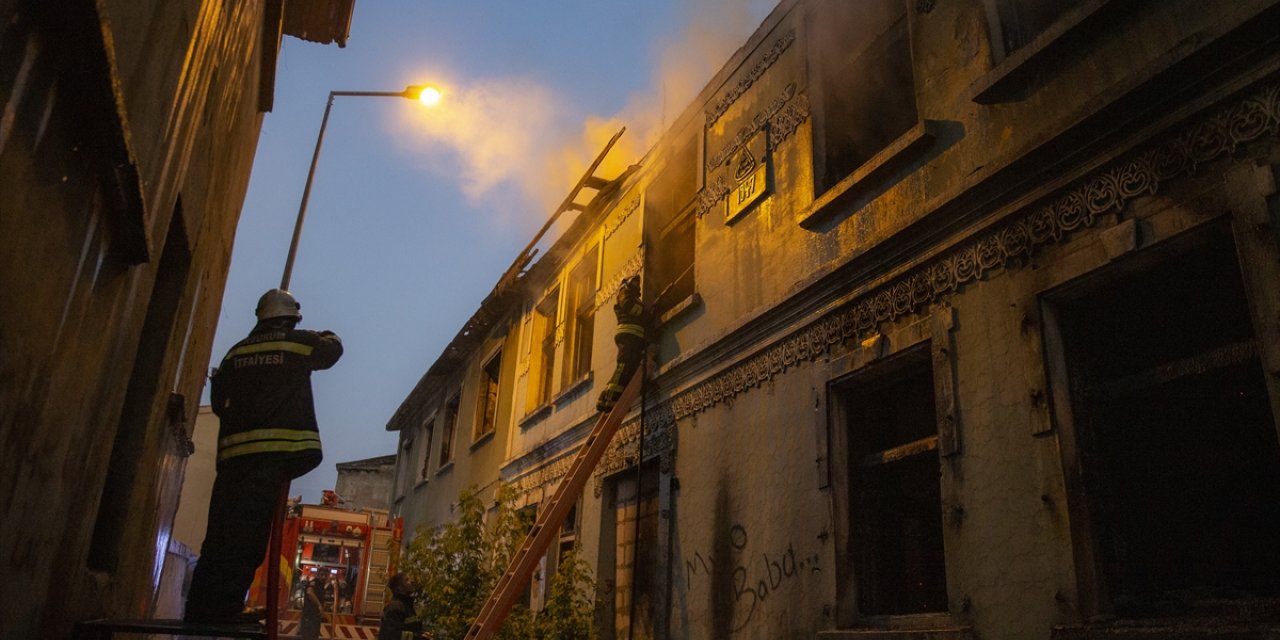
[
  {"x1": 300, "y1": 575, "x2": 326, "y2": 640},
  {"x1": 378, "y1": 574, "x2": 424, "y2": 640},
  {"x1": 184, "y1": 288, "x2": 343, "y2": 624}
]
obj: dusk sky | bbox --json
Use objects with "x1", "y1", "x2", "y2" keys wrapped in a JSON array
[{"x1": 208, "y1": 1, "x2": 780, "y2": 504}]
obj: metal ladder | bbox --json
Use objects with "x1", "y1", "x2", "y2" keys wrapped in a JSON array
[{"x1": 463, "y1": 368, "x2": 644, "y2": 640}]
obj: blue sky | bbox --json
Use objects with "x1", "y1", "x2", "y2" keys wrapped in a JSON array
[{"x1": 210, "y1": 0, "x2": 778, "y2": 504}]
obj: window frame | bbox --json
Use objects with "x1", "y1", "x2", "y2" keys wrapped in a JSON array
[
  {"x1": 474, "y1": 349, "x2": 503, "y2": 444},
  {"x1": 437, "y1": 392, "x2": 460, "y2": 470},
  {"x1": 970, "y1": 0, "x2": 1117, "y2": 104},
  {"x1": 415, "y1": 415, "x2": 435, "y2": 485},
  {"x1": 396, "y1": 435, "x2": 416, "y2": 498},
  {"x1": 798, "y1": 0, "x2": 931, "y2": 227},
  {"x1": 562, "y1": 247, "x2": 599, "y2": 388},
  {"x1": 526, "y1": 287, "x2": 561, "y2": 413},
  {"x1": 826, "y1": 308, "x2": 960, "y2": 630},
  {"x1": 644, "y1": 135, "x2": 700, "y2": 323},
  {"x1": 1038, "y1": 222, "x2": 1280, "y2": 620}
]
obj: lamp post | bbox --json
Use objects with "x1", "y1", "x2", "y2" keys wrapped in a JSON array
[
  {"x1": 279, "y1": 85, "x2": 441, "y2": 290},
  {"x1": 265, "y1": 85, "x2": 438, "y2": 640}
]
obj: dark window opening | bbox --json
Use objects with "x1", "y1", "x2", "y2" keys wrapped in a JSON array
[
  {"x1": 88, "y1": 210, "x2": 190, "y2": 572},
  {"x1": 438, "y1": 393, "x2": 459, "y2": 467},
  {"x1": 645, "y1": 136, "x2": 698, "y2": 320},
  {"x1": 311, "y1": 543, "x2": 341, "y2": 564},
  {"x1": 556, "y1": 502, "x2": 579, "y2": 575},
  {"x1": 418, "y1": 422, "x2": 434, "y2": 482},
  {"x1": 840, "y1": 347, "x2": 948, "y2": 616},
  {"x1": 1050, "y1": 226, "x2": 1280, "y2": 616},
  {"x1": 399, "y1": 437, "x2": 415, "y2": 496},
  {"x1": 987, "y1": 0, "x2": 1085, "y2": 61},
  {"x1": 516, "y1": 504, "x2": 538, "y2": 608},
  {"x1": 530, "y1": 288, "x2": 559, "y2": 410},
  {"x1": 475, "y1": 351, "x2": 502, "y2": 441},
  {"x1": 565, "y1": 249, "x2": 597, "y2": 386},
  {"x1": 609, "y1": 462, "x2": 660, "y2": 639},
  {"x1": 810, "y1": 0, "x2": 918, "y2": 195}
]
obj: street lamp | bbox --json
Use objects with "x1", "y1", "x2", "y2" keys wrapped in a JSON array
[
  {"x1": 267, "y1": 84, "x2": 440, "y2": 638},
  {"x1": 279, "y1": 85, "x2": 440, "y2": 290}
]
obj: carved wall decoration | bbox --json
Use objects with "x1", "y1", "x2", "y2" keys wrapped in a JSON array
[
  {"x1": 511, "y1": 80, "x2": 1280, "y2": 509},
  {"x1": 594, "y1": 402, "x2": 677, "y2": 496},
  {"x1": 602, "y1": 195, "x2": 641, "y2": 243},
  {"x1": 665, "y1": 80, "x2": 1280, "y2": 421},
  {"x1": 695, "y1": 174, "x2": 732, "y2": 219},
  {"x1": 511, "y1": 453, "x2": 577, "y2": 503},
  {"x1": 705, "y1": 30, "x2": 796, "y2": 128},
  {"x1": 768, "y1": 92, "x2": 810, "y2": 149},
  {"x1": 706, "y1": 83, "x2": 798, "y2": 172},
  {"x1": 726, "y1": 134, "x2": 770, "y2": 224},
  {"x1": 595, "y1": 250, "x2": 645, "y2": 309},
  {"x1": 735, "y1": 146, "x2": 760, "y2": 181},
  {"x1": 699, "y1": 86, "x2": 808, "y2": 219}
]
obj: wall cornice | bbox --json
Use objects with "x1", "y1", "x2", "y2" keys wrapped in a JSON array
[{"x1": 705, "y1": 30, "x2": 796, "y2": 128}]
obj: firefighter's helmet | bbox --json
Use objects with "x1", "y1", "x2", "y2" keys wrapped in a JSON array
[{"x1": 256, "y1": 288, "x2": 302, "y2": 321}]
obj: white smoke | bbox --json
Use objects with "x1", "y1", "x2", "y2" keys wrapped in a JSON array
[{"x1": 393, "y1": 1, "x2": 779, "y2": 216}]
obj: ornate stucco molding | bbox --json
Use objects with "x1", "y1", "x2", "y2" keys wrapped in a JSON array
[
  {"x1": 768, "y1": 92, "x2": 810, "y2": 149},
  {"x1": 602, "y1": 195, "x2": 641, "y2": 243},
  {"x1": 695, "y1": 174, "x2": 732, "y2": 219},
  {"x1": 705, "y1": 30, "x2": 796, "y2": 128},
  {"x1": 511, "y1": 453, "x2": 577, "y2": 503},
  {"x1": 697, "y1": 88, "x2": 809, "y2": 218},
  {"x1": 668, "y1": 80, "x2": 1280, "y2": 421},
  {"x1": 707, "y1": 83, "x2": 798, "y2": 172},
  {"x1": 514, "y1": 80, "x2": 1280, "y2": 503},
  {"x1": 593, "y1": 402, "x2": 677, "y2": 496},
  {"x1": 595, "y1": 250, "x2": 645, "y2": 310}
]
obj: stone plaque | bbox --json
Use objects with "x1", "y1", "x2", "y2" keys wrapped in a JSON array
[{"x1": 726, "y1": 137, "x2": 769, "y2": 224}]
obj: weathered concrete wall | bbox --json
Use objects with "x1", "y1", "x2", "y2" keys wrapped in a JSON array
[
  {"x1": 335, "y1": 455, "x2": 396, "y2": 513},
  {"x1": 395, "y1": 325, "x2": 524, "y2": 537},
  {"x1": 0, "y1": 2, "x2": 271, "y2": 637},
  {"x1": 669, "y1": 367, "x2": 832, "y2": 639},
  {"x1": 172, "y1": 406, "x2": 221, "y2": 555}
]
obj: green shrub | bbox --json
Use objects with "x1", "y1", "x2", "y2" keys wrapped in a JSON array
[{"x1": 394, "y1": 483, "x2": 597, "y2": 640}]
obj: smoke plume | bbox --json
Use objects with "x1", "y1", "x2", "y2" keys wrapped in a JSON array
[{"x1": 394, "y1": 1, "x2": 777, "y2": 220}]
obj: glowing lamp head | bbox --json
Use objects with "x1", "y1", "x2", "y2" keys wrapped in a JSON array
[{"x1": 415, "y1": 85, "x2": 442, "y2": 107}]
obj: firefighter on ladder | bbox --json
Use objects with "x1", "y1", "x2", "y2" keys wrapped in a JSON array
[
  {"x1": 597, "y1": 275, "x2": 646, "y2": 413},
  {"x1": 184, "y1": 289, "x2": 343, "y2": 624}
]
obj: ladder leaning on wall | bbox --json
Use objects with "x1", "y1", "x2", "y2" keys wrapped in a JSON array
[{"x1": 463, "y1": 368, "x2": 645, "y2": 640}]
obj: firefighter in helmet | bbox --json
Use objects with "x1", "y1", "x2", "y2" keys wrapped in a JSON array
[
  {"x1": 184, "y1": 289, "x2": 343, "y2": 624},
  {"x1": 597, "y1": 275, "x2": 646, "y2": 413}
]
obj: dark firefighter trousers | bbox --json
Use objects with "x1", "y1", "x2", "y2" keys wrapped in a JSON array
[
  {"x1": 597, "y1": 333, "x2": 644, "y2": 413},
  {"x1": 184, "y1": 461, "x2": 293, "y2": 621}
]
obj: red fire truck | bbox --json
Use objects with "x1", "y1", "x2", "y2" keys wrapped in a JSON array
[{"x1": 248, "y1": 499, "x2": 402, "y2": 639}]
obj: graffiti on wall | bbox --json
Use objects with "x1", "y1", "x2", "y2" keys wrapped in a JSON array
[{"x1": 684, "y1": 524, "x2": 821, "y2": 632}]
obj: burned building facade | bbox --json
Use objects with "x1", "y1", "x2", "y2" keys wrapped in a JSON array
[
  {"x1": 0, "y1": 1, "x2": 352, "y2": 637},
  {"x1": 388, "y1": 0, "x2": 1280, "y2": 638}
]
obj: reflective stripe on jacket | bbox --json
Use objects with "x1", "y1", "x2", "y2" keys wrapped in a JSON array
[
  {"x1": 211, "y1": 325, "x2": 342, "y2": 468},
  {"x1": 616, "y1": 322, "x2": 645, "y2": 339},
  {"x1": 216, "y1": 427, "x2": 322, "y2": 462}
]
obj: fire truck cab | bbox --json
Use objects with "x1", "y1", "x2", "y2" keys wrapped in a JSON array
[{"x1": 250, "y1": 500, "x2": 400, "y2": 639}]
